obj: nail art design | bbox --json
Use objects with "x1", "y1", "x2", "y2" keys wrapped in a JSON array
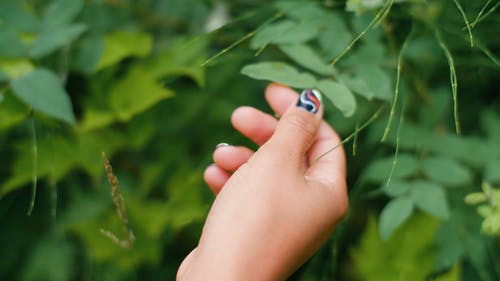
[{"x1": 296, "y1": 89, "x2": 322, "y2": 114}]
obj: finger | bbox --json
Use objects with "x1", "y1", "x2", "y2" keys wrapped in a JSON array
[
  {"x1": 265, "y1": 83, "x2": 299, "y2": 116},
  {"x1": 231, "y1": 106, "x2": 278, "y2": 145},
  {"x1": 306, "y1": 120, "x2": 346, "y2": 185},
  {"x1": 203, "y1": 164, "x2": 231, "y2": 194},
  {"x1": 266, "y1": 88, "x2": 323, "y2": 164},
  {"x1": 213, "y1": 144, "x2": 254, "y2": 172}
]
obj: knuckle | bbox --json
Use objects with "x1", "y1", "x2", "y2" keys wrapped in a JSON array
[{"x1": 282, "y1": 113, "x2": 316, "y2": 139}]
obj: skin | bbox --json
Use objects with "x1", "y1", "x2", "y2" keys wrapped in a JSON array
[{"x1": 177, "y1": 83, "x2": 348, "y2": 281}]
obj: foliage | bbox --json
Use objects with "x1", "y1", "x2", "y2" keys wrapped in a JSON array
[{"x1": 0, "y1": 0, "x2": 499, "y2": 280}]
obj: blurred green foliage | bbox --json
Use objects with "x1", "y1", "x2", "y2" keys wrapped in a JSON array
[{"x1": 0, "y1": 0, "x2": 498, "y2": 280}]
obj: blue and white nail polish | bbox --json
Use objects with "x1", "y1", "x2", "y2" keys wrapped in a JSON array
[{"x1": 296, "y1": 89, "x2": 322, "y2": 114}]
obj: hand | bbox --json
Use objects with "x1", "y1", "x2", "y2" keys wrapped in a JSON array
[{"x1": 177, "y1": 83, "x2": 348, "y2": 281}]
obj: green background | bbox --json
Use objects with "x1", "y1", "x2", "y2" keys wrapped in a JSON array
[{"x1": 0, "y1": 0, "x2": 499, "y2": 280}]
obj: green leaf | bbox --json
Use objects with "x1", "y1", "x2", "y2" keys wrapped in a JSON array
[
  {"x1": 351, "y1": 213, "x2": 439, "y2": 281},
  {"x1": 410, "y1": 180, "x2": 450, "y2": 219},
  {"x1": 362, "y1": 153, "x2": 419, "y2": 183},
  {"x1": 41, "y1": 0, "x2": 84, "y2": 29},
  {"x1": 0, "y1": 28, "x2": 29, "y2": 57},
  {"x1": 0, "y1": 91, "x2": 30, "y2": 130},
  {"x1": 96, "y1": 31, "x2": 153, "y2": 71},
  {"x1": 279, "y1": 44, "x2": 335, "y2": 76},
  {"x1": 319, "y1": 27, "x2": 353, "y2": 61},
  {"x1": 382, "y1": 179, "x2": 411, "y2": 197},
  {"x1": 484, "y1": 160, "x2": 500, "y2": 184},
  {"x1": 241, "y1": 62, "x2": 317, "y2": 88},
  {"x1": 0, "y1": 71, "x2": 7, "y2": 82},
  {"x1": 145, "y1": 38, "x2": 206, "y2": 87},
  {"x1": 315, "y1": 79, "x2": 356, "y2": 117},
  {"x1": 0, "y1": 0, "x2": 39, "y2": 32},
  {"x1": 355, "y1": 65, "x2": 392, "y2": 100},
  {"x1": 435, "y1": 221, "x2": 465, "y2": 272},
  {"x1": 71, "y1": 36, "x2": 104, "y2": 74},
  {"x1": 250, "y1": 20, "x2": 319, "y2": 49},
  {"x1": 110, "y1": 67, "x2": 174, "y2": 121},
  {"x1": 11, "y1": 68, "x2": 76, "y2": 124},
  {"x1": 0, "y1": 58, "x2": 35, "y2": 80},
  {"x1": 482, "y1": 213, "x2": 500, "y2": 235},
  {"x1": 379, "y1": 196, "x2": 414, "y2": 240},
  {"x1": 464, "y1": 192, "x2": 488, "y2": 205},
  {"x1": 22, "y1": 234, "x2": 75, "y2": 281},
  {"x1": 422, "y1": 156, "x2": 472, "y2": 187},
  {"x1": 30, "y1": 24, "x2": 87, "y2": 58}
]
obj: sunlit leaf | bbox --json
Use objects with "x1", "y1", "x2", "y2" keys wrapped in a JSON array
[
  {"x1": 315, "y1": 79, "x2": 356, "y2": 117},
  {"x1": 351, "y1": 213, "x2": 438, "y2": 281},
  {"x1": 379, "y1": 196, "x2": 414, "y2": 240},
  {"x1": 0, "y1": 58, "x2": 35, "y2": 80},
  {"x1": 241, "y1": 61, "x2": 317, "y2": 88},
  {"x1": 11, "y1": 68, "x2": 76, "y2": 124},
  {"x1": 110, "y1": 67, "x2": 174, "y2": 121},
  {"x1": 145, "y1": 38, "x2": 207, "y2": 87},
  {"x1": 0, "y1": 91, "x2": 30, "y2": 130},
  {"x1": 96, "y1": 31, "x2": 152, "y2": 71}
]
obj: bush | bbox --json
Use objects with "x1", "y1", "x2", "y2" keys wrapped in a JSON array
[{"x1": 0, "y1": 0, "x2": 498, "y2": 280}]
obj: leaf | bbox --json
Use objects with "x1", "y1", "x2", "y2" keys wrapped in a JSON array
[
  {"x1": 382, "y1": 179, "x2": 411, "y2": 197},
  {"x1": 315, "y1": 79, "x2": 356, "y2": 117},
  {"x1": 110, "y1": 67, "x2": 174, "y2": 121},
  {"x1": 145, "y1": 38, "x2": 207, "y2": 87},
  {"x1": 0, "y1": 0, "x2": 39, "y2": 32},
  {"x1": 355, "y1": 65, "x2": 392, "y2": 100},
  {"x1": 362, "y1": 153, "x2": 419, "y2": 183},
  {"x1": 435, "y1": 221, "x2": 465, "y2": 272},
  {"x1": 11, "y1": 69, "x2": 76, "y2": 124},
  {"x1": 0, "y1": 28, "x2": 29, "y2": 57},
  {"x1": 422, "y1": 156, "x2": 472, "y2": 187},
  {"x1": 71, "y1": 36, "x2": 104, "y2": 74},
  {"x1": 319, "y1": 27, "x2": 354, "y2": 61},
  {"x1": 22, "y1": 234, "x2": 75, "y2": 281},
  {"x1": 351, "y1": 213, "x2": 439, "y2": 281},
  {"x1": 484, "y1": 160, "x2": 500, "y2": 184},
  {"x1": 41, "y1": 0, "x2": 84, "y2": 29},
  {"x1": 250, "y1": 20, "x2": 318, "y2": 49},
  {"x1": 279, "y1": 44, "x2": 335, "y2": 76},
  {"x1": 410, "y1": 180, "x2": 450, "y2": 219},
  {"x1": 241, "y1": 62, "x2": 317, "y2": 88},
  {"x1": 0, "y1": 91, "x2": 30, "y2": 130},
  {"x1": 0, "y1": 58, "x2": 35, "y2": 80},
  {"x1": 30, "y1": 24, "x2": 87, "y2": 58},
  {"x1": 379, "y1": 196, "x2": 414, "y2": 240},
  {"x1": 96, "y1": 31, "x2": 153, "y2": 71}
]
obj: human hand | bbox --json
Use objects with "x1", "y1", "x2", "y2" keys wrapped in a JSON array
[{"x1": 177, "y1": 83, "x2": 348, "y2": 281}]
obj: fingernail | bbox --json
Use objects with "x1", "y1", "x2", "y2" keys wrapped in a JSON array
[
  {"x1": 296, "y1": 89, "x2": 322, "y2": 114},
  {"x1": 215, "y1": 143, "x2": 231, "y2": 149}
]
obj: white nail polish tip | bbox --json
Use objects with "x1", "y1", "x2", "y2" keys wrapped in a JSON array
[{"x1": 215, "y1": 143, "x2": 231, "y2": 149}]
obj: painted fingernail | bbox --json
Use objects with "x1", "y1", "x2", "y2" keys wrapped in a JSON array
[
  {"x1": 215, "y1": 143, "x2": 231, "y2": 149},
  {"x1": 296, "y1": 89, "x2": 322, "y2": 114}
]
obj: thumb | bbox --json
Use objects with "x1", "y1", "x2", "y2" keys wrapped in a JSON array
[{"x1": 267, "y1": 89, "x2": 323, "y2": 160}]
